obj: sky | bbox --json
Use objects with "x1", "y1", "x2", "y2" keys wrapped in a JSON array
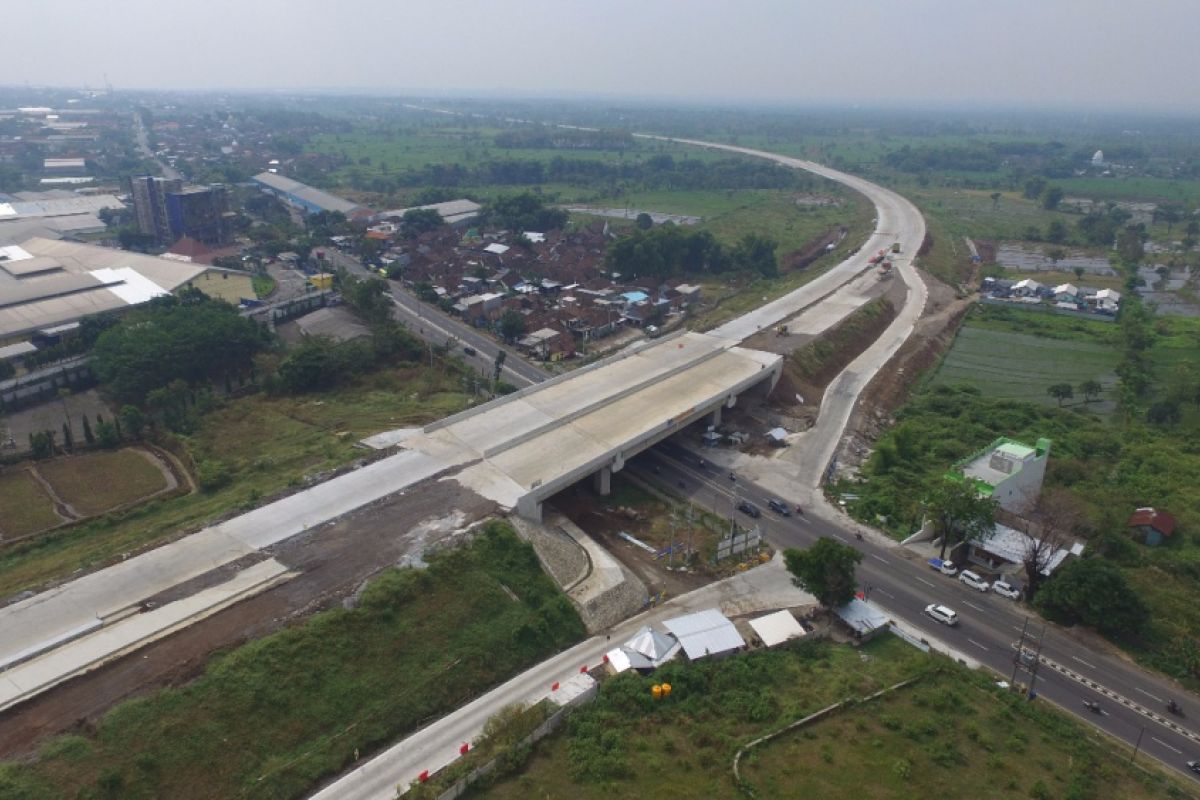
[{"x1": 5, "y1": 0, "x2": 1196, "y2": 111}]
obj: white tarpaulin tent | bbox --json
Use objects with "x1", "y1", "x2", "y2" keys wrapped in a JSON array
[
  {"x1": 748, "y1": 610, "x2": 806, "y2": 648},
  {"x1": 605, "y1": 625, "x2": 681, "y2": 673}
]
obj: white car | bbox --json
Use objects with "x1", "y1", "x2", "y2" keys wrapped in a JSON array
[
  {"x1": 959, "y1": 570, "x2": 990, "y2": 592},
  {"x1": 992, "y1": 580, "x2": 1021, "y2": 600},
  {"x1": 924, "y1": 603, "x2": 959, "y2": 627}
]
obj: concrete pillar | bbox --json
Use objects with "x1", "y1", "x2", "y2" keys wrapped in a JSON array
[
  {"x1": 516, "y1": 495, "x2": 543, "y2": 522},
  {"x1": 709, "y1": 406, "x2": 722, "y2": 427},
  {"x1": 594, "y1": 466, "x2": 612, "y2": 496}
]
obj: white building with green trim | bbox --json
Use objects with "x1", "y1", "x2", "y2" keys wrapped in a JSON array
[{"x1": 946, "y1": 437, "x2": 1051, "y2": 512}]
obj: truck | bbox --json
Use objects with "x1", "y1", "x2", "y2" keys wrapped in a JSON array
[{"x1": 928, "y1": 557, "x2": 958, "y2": 577}]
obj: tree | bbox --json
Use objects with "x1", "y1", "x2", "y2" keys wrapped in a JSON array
[
  {"x1": 1041, "y1": 186, "x2": 1064, "y2": 210},
  {"x1": 81, "y1": 415, "x2": 95, "y2": 444},
  {"x1": 1073, "y1": 266, "x2": 1085, "y2": 281},
  {"x1": 1023, "y1": 177, "x2": 1047, "y2": 200},
  {"x1": 95, "y1": 419, "x2": 121, "y2": 448},
  {"x1": 119, "y1": 405, "x2": 145, "y2": 440},
  {"x1": 1153, "y1": 203, "x2": 1184, "y2": 235},
  {"x1": 635, "y1": 212, "x2": 653, "y2": 230},
  {"x1": 1079, "y1": 379, "x2": 1103, "y2": 404},
  {"x1": 1019, "y1": 488, "x2": 1085, "y2": 600},
  {"x1": 927, "y1": 479, "x2": 998, "y2": 560},
  {"x1": 493, "y1": 349, "x2": 507, "y2": 388},
  {"x1": 498, "y1": 309, "x2": 526, "y2": 342},
  {"x1": 730, "y1": 233, "x2": 778, "y2": 278},
  {"x1": 784, "y1": 538, "x2": 863, "y2": 608},
  {"x1": 401, "y1": 208, "x2": 444, "y2": 237},
  {"x1": 1046, "y1": 247, "x2": 1066, "y2": 267},
  {"x1": 1037, "y1": 558, "x2": 1147, "y2": 639},
  {"x1": 990, "y1": 192, "x2": 1002, "y2": 211},
  {"x1": 1047, "y1": 383, "x2": 1074, "y2": 406}
]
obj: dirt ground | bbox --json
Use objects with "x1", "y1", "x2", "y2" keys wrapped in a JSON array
[
  {"x1": 548, "y1": 479, "x2": 719, "y2": 601},
  {"x1": 0, "y1": 479, "x2": 497, "y2": 760},
  {"x1": 831, "y1": 270, "x2": 974, "y2": 480}
]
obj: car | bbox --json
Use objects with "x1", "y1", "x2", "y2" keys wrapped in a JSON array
[
  {"x1": 959, "y1": 570, "x2": 991, "y2": 592},
  {"x1": 767, "y1": 499, "x2": 791, "y2": 516},
  {"x1": 462, "y1": 346, "x2": 477, "y2": 356},
  {"x1": 924, "y1": 604, "x2": 959, "y2": 627},
  {"x1": 992, "y1": 580, "x2": 1021, "y2": 600},
  {"x1": 737, "y1": 501, "x2": 761, "y2": 519},
  {"x1": 1188, "y1": 760, "x2": 1200, "y2": 775}
]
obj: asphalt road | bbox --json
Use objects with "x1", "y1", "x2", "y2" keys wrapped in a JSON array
[
  {"x1": 639, "y1": 441, "x2": 1200, "y2": 782},
  {"x1": 322, "y1": 248, "x2": 549, "y2": 386}
]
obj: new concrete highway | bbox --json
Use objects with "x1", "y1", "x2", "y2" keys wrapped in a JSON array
[{"x1": 641, "y1": 441, "x2": 1200, "y2": 780}]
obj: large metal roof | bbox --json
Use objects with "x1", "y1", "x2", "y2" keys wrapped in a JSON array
[
  {"x1": 0, "y1": 238, "x2": 206, "y2": 341},
  {"x1": 252, "y1": 172, "x2": 360, "y2": 215},
  {"x1": 662, "y1": 608, "x2": 745, "y2": 660}
]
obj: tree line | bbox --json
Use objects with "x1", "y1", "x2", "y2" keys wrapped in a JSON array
[{"x1": 604, "y1": 224, "x2": 779, "y2": 279}]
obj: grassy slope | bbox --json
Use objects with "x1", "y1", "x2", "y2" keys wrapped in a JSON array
[
  {"x1": 0, "y1": 469, "x2": 61, "y2": 539},
  {"x1": 479, "y1": 638, "x2": 1181, "y2": 800},
  {"x1": 35, "y1": 449, "x2": 168, "y2": 517},
  {"x1": 0, "y1": 522, "x2": 584, "y2": 800},
  {"x1": 0, "y1": 365, "x2": 470, "y2": 599}
]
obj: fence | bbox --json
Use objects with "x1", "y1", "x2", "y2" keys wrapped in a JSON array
[{"x1": 716, "y1": 528, "x2": 762, "y2": 561}]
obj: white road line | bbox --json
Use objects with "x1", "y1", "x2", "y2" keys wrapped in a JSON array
[
  {"x1": 874, "y1": 588, "x2": 895, "y2": 599},
  {"x1": 967, "y1": 638, "x2": 989, "y2": 651},
  {"x1": 1012, "y1": 625, "x2": 1025, "y2": 633},
  {"x1": 870, "y1": 554, "x2": 889, "y2": 564},
  {"x1": 1135, "y1": 687, "x2": 1165, "y2": 704},
  {"x1": 831, "y1": 534, "x2": 848, "y2": 543},
  {"x1": 1152, "y1": 737, "x2": 1183, "y2": 755},
  {"x1": 1072, "y1": 655, "x2": 1097, "y2": 670},
  {"x1": 915, "y1": 577, "x2": 934, "y2": 588},
  {"x1": 962, "y1": 601, "x2": 984, "y2": 612}
]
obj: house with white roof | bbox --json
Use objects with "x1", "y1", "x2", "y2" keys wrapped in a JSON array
[
  {"x1": 947, "y1": 437, "x2": 1052, "y2": 513},
  {"x1": 1012, "y1": 278, "x2": 1044, "y2": 297}
]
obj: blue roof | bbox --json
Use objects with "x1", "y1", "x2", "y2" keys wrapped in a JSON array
[{"x1": 621, "y1": 291, "x2": 649, "y2": 303}]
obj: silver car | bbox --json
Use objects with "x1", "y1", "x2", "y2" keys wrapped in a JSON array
[
  {"x1": 992, "y1": 580, "x2": 1021, "y2": 600},
  {"x1": 924, "y1": 603, "x2": 959, "y2": 627},
  {"x1": 959, "y1": 570, "x2": 991, "y2": 592}
]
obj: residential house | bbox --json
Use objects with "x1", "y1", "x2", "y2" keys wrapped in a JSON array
[
  {"x1": 1012, "y1": 278, "x2": 1044, "y2": 297},
  {"x1": 946, "y1": 437, "x2": 1051, "y2": 512},
  {"x1": 1128, "y1": 507, "x2": 1177, "y2": 546},
  {"x1": 1053, "y1": 283, "x2": 1081, "y2": 304},
  {"x1": 965, "y1": 523, "x2": 1082, "y2": 577}
]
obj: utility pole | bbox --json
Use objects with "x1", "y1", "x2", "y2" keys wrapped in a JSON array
[
  {"x1": 686, "y1": 504, "x2": 694, "y2": 567},
  {"x1": 667, "y1": 510, "x2": 676, "y2": 568},
  {"x1": 1131, "y1": 725, "x2": 1145, "y2": 763},
  {"x1": 1010, "y1": 617, "x2": 1046, "y2": 699}
]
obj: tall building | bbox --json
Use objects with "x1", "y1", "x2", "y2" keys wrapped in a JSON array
[
  {"x1": 130, "y1": 175, "x2": 181, "y2": 244},
  {"x1": 130, "y1": 177, "x2": 229, "y2": 246},
  {"x1": 165, "y1": 185, "x2": 229, "y2": 245}
]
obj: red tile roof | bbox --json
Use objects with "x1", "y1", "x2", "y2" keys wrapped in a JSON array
[{"x1": 1128, "y1": 508, "x2": 1177, "y2": 536}]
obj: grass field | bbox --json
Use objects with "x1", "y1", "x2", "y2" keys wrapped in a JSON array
[
  {"x1": 0, "y1": 364, "x2": 471, "y2": 598},
  {"x1": 0, "y1": 521, "x2": 585, "y2": 800},
  {"x1": 0, "y1": 469, "x2": 61, "y2": 539},
  {"x1": 187, "y1": 270, "x2": 255, "y2": 305},
  {"x1": 36, "y1": 449, "x2": 168, "y2": 517},
  {"x1": 477, "y1": 637, "x2": 1184, "y2": 800}
]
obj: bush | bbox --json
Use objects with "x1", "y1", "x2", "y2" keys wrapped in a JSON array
[
  {"x1": 1037, "y1": 558, "x2": 1148, "y2": 639},
  {"x1": 197, "y1": 460, "x2": 232, "y2": 492}
]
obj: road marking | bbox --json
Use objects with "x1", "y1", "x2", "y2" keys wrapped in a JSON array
[
  {"x1": 1011, "y1": 625, "x2": 1025, "y2": 633},
  {"x1": 1152, "y1": 737, "x2": 1183, "y2": 755},
  {"x1": 1135, "y1": 687, "x2": 1165, "y2": 704},
  {"x1": 874, "y1": 588, "x2": 895, "y2": 600},
  {"x1": 1072, "y1": 655, "x2": 1097, "y2": 670},
  {"x1": 915, "y1": 577, "x2": 934, "y2": 588},
  {"x1": 831, "y1": 534, "x2": 848, "y2": 543},
  {"x1": 967, "y1": 638, "x2": 989, "y2": 651},
  {"x1": 962, "y1": 601, "x2": 985, "y2": 612},
  {"x1": 870, "y1": 554, "x2": 889, "y2": 564}
]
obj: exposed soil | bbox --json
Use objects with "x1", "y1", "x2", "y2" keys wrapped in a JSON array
[
  {"x1": 548, "y1": 480, "x2": 713, "y2": 601},
  {"x1": 0, "y1": 479, "x2": 497, "y2": 760},
  {"x1": 831, "y1": 270, "x2": 974, "y2": 479}
]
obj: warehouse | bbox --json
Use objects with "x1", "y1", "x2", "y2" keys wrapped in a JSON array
[
  {"x1": 251, "y1": 172, "x2": 364, "y2": 216},
  {"x1": 0, "y1": 238, "x2": 207, "y2": 343}
]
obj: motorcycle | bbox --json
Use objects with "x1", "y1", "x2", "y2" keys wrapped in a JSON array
[
  {"x1": 1083, "y1": 701, "x2": 1103, "y2": 715},
  {"x1": 1168, "y1": 700, "x2": 1184, "y2": 717}
]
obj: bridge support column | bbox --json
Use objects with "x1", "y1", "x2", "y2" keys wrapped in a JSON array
[
  {"x1": 709, "y1": 406, "x2": 722, "y2": 427},
  {"x1": 594, "y1": 466, "x2": 612, "y2": 496},
  {"x1": 516, "y1": 495, "x2": 543, "y2": 522}
]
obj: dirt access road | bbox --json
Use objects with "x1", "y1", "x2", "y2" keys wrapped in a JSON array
[{"x1": 0, "y1": 479, "x2": 495, "y2": 759}]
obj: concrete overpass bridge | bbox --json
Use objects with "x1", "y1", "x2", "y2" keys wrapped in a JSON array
[{"x1": 403, "y1": 330, "x2": 781, "y2": 520}]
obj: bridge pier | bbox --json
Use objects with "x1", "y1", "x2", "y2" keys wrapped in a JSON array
[{"x1": 594, "y1": 466, "x2": 612, "y2": 496}]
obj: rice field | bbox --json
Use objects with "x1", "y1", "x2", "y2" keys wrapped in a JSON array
[{"x1": 931, "y1": 326, "x2": 1120, "y2": 413}]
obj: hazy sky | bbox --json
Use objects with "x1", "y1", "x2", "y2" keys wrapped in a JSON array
[{"x1": 5, "y1": 0, "x2": 1195, "y2": 110}]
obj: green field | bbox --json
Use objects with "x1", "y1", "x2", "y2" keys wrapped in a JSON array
[
  {"x1": 932, "y1": 323, "x2": 1120, "y2": 412},
  {"x1": 0, "y1": 364, "x2": 471, "y2": 598},
  {"x1": 0, "y1": 469, "x2": 61, "y2": 539},
  {"x1": 36, "y1": 449, "x2": 168, "y2": 517},
  {"x1": 476, "y1": 637, "x2": 1183, "y2": 800},
  {"x1": 0, "y1": 522, "x2": 585, "y2": 800}
]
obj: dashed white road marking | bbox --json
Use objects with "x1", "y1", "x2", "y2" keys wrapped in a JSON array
[
  {"x1": 870, "y1": 553, "x2": 888, "y2": 564},
  {"x1": 915, "y1": 577, "x2": 934, "y2": 588},
  {"x1": 962, "y1": 600, "x2": 985, "y2": 612},
  {"x1": 1153, "y1": 737, "x2": 1183, "y2": 755},
  {"x1": 874, "y1": 588, "x2": 895, "y2": 600},
  {"x1": 1136, "y1": 687, "x2": 1165, "y2": 704},
  {"x1": 967, "y1": 638, "x2": 989, "y2": 651},
  {"x1": 1072, "y1": 655, "x2": 1097, "y2": 670}
]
